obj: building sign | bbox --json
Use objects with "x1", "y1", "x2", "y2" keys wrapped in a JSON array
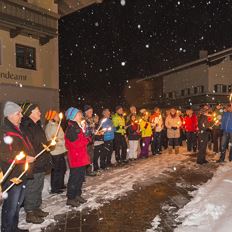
[{"x1": 0, "y1": 71, "x2": 27, "y2": 81}]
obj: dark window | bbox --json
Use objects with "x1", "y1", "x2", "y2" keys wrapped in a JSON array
[
  {"x1": 194, "y1": 87, "x2": 197, "y2": 94},
  {"x1": 229, "y1": 85, "x2": 232, "y2": 92},
  {"x1": 181, "y1": 89, "x2": 185, "y2": 96},
  {"x1": 16, "y1": 44, "x2": 36, "y2": 70},
  {"x1": 215, "y1": 84, "x2": 227, "y2": 93},
  {"x1": 187, "y1": 88, "x2": 191, "y2": 95},
  {"x1": 222, "y1": 85, "x2": 227, "y2": 93}
]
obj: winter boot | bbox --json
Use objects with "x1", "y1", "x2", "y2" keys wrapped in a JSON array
[
  {"x1": 75, "y1": 195, "x2": 87, "y2": 204},
  {"x1": 66, "y1": 198, "x2": 80, "y2": 207},
  {"x1": 168, "y1": 147, "x2": 173, "y2": 154},
  {"x1": 33, "y1": 208, "x2": 49, "y2": 217},
  {"x1": 175, "y1": 147, "x2": 180, "y2": 154},
  {"x1": 26, "y1": 212, "x2": 44, "y2": 224}
]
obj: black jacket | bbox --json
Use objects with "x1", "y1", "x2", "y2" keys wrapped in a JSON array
[
  {"x1": 198, "y1": 114, "x2": 211, "y2": 133},
  {"x1": 126, "y1": 121, "x2": 140, "y2": 140},
  {"x1": 20, "y1": 117, "x2": 52, "y2": 174},
  {"x1": 0, "y1": 118, "x2": 35, "y2": 190}
]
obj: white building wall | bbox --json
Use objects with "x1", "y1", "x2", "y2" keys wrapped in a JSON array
[
  {"x1": 163, "y1": 64, "x2": 208, "y2": 97},
  {"x1": 0, "y1": 29, "x2": 59, "y2": 115},
  {"x1": 208, "y1": 56, "x2": 232, "y2": 92}
]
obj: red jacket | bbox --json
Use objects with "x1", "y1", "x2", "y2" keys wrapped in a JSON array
[
  {"x1": 183, "y1": 114, "x2": 198, "y2": 132},
  {"x1": 65, "y1": 121, "x2": 90, "y2": 168}
]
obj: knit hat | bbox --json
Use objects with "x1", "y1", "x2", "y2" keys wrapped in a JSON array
[
  {"x1": 83, "y1": 105, "x2": 93, "y2": 112},
  {"x1": 65, "y1": 107, "x2": 80, "y2": 121},
  {"x1": 115, "y1": 105, "x2": 123, "y2": 112},
  {"x1": 3, "y1": 101, "x2": 21, "y2": 117},
  {"x1": 21, "y1": 102, "x2": 38, "y2": 117},
  {"x1": 45, "y1": 110, "x2": 57, "y2": 121}
]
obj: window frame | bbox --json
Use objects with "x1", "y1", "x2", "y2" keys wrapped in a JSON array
[{"x1": 16, "y1": 43, "x2": 36, "y2": 70}]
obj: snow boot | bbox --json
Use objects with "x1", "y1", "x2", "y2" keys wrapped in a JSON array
[
  {"x1": 66, "y1": 198, "x2": 80, "y2": 207},
  {"x1": 75, "y1": 195, "x2": 87, "y2": 204},
  {"x1": 168, "y1": 147, "x2": 173, "y2": 154},
  {"x1": 26, "y1": 212, "x2": 44, "y2": 224},
  {"x1": 175, "y1": 147, "x2": 180, "y2": 154},
  {"x1": 33, "y1": 208, "x2": 49, "y2": 217}
]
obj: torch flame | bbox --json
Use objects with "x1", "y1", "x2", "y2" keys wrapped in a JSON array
[
  {"x1": 50, "y1": 139, "x2": 56, "y2": 146},
  {"x1": 101, "y1": 118, "x2": 107, "y2": 124},
  {"x1": 16, "y1": 152, "x2": 25, "y2": 161},
  {"x1": 59, "y1": 112, "x2": 63, "y2": 119},
  {"x1": 24, "y1": 162, "x2": 29, "y2": 171},
  {"x1": 230, "y1": 93, "x2": 232, "y2": 102}
]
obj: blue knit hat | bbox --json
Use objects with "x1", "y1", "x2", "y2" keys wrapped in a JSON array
[{"x1": 65, "y1": 107, "x2": 80, "y2": 121}]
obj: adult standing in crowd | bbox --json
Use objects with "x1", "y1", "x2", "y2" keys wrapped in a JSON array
[
  {"x1": 150, "y1": 107, "x2": 164, "y2": 155},
  {"x1": 101, "y1": 109, "x2": 114, "y2": 167},
  {"x1": 126, "y1": 114, "x2": 140, "y2": 160},
  {"x1": 45, "y1": 110, "x2": 67, "y2": 194},
  {"x1": 217, "y1": 104, "x2": 232, "y2": 162},
  {"x1": 165, "y1": 108, "x2": 182, "y2": 154},
  {"x1": 20, "y1": 103, "x2": 51, "y2": 224},
  {"x1": 0, "y1": 102, "x2": 35, "y2": 232},
  {"x1": 112, "y1": 106, "x2": 128, "y2": 164},
  {"x1": 139, "y1": 112, "x2": 152, "y2": 158},
  {"x1": 212, "y1": 104, "x2": 224, "y2": 155},
  {"x1": 65, "y1": 107, "x2": 90, "y2": 207},
  {"x1": 183, "y1": 108, "x2": 198, "y2": 154},
  {"x1": 84, "y1": 105, "x2": 97, "y2": 176},
  {"x1": 197, "y1": 107, "x2": 212, "y2": 164}
]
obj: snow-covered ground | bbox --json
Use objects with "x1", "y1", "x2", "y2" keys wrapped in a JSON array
[
  {"x1": 17, "y1": 149, "x2": 189, "y2": 231},
  {"x1": 175, "y1": 162, "x2": 232, "y2": 232}
]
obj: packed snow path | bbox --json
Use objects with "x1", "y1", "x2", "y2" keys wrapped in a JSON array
[{"x1": 17, "y1": 148, "x2": 222, "y2": 231}]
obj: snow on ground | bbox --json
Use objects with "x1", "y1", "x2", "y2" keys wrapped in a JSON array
[
  {"x1": 146, "y1": 215, "x2": 161, "y2": 232},
  {"x1": 175, "y1": 162, "x2": 232, "y2": 232},
  {"x1": 17, "y1": 148, "x2": 189, "y2": 231}
]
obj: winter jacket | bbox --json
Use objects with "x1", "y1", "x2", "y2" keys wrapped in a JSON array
[
  {"x1": 126, "y1": 120, "x2": 140, "y2": 140},
  {"x1": 84, "y1": 116, "x2": 95, "y2": 138},
  {"x1": 45, "y1": 120, "x2": 67, "y2": 156},
  {"x1": 65, "y1": 120, "x2": 90, "y2": 168},
  {"x1": 198, "y1": 114, "x2": 212, "y2": 132},
  {"x1": 150, "y1": 113, "x2": 164, "y2": 132},
  {"x1": 183, "y1": 114, "x2": 198, "y2": 132},
  {"x1": 221, "y1": 112, "x2": 232, "y2": 133},
  {"x1": 0, "y1": 118, "x2": 35, "y2": 189},
  {"x1": 112, "y1": 113, "x2": 126, "y2": 135},
  {"x1": 212, "y1": 109, "x2": 224, "y2": 129},
  {"x1": 139, "y1": 119, "x2": 152, "y2": 138},
  {"x1": 165, "y1": 115, "x2": 182, "y2": 138},
  {"x1": 102, "y1": 118, "x2": 115, "y2": 141},
  {"x1": 20, "y1": 117, "x2": 52, "y2": 174}
]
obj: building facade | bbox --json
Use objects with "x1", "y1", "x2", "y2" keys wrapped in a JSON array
[
  {"x1": 0, "y1": 0, "x2": 102, "y2": 117},
  {"x1": 137, "y1": 49, "x2": 232, "y2": 109}
]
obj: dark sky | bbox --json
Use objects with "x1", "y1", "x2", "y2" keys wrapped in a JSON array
[{"x1": 59, "y1": 0, "x2": 232, "y2": 110}]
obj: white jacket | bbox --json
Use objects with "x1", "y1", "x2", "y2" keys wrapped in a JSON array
[{"x1": 45, "y1": 121, "x2": 67, "y2": 156}]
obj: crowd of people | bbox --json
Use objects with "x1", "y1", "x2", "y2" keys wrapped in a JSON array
[{"x1": 0, "y1": 101, "x2": 232, "y2": 231}]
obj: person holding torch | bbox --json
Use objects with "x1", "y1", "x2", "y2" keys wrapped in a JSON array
[
  {"x1": 0, "y1": 101, "x2": 35, "y2": 232},
  {"x1": 20, "y1": 103, "x2": 52, "y2": 224}
]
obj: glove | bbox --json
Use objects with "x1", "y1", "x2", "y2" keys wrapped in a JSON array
[{"x1": 171, "y1": 127, "x2": 177, "y2": 130}]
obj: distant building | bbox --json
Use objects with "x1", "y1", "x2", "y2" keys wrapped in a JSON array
[
  {"x1": 136, "y1": 49, "x2": 232, "y2": 109},
  {"x1": 0, "y1": 0, "x2": 102, "y2": 116}
]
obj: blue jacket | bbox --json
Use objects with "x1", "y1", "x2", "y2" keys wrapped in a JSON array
[
  {"x1": 221, "y1": 112, "x2": 232, "y2": 132},
  {"x1": 102, "y1": 118, "x2": 115, "y2": 141}
]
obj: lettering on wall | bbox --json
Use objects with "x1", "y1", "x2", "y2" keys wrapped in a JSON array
[{"x1": 0, "y1": 71, "x2": 27, "y2": 81}]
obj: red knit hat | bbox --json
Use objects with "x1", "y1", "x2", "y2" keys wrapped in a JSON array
[{"x1": 45, "y1": 110, "x2": 57, "y2": 121}]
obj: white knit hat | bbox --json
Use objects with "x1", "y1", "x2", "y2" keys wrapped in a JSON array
[{"x1": 3, "y1": 101, "x2": 21, "y2": 117}]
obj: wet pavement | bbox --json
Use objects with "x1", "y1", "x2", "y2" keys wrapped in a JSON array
[{"x1": 44, "y1": 154, "x2": 219, "y2": 232}]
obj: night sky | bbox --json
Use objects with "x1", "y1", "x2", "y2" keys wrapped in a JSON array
[{"x1": 59, "y1": 0, "x2": 232, "y2": 111}]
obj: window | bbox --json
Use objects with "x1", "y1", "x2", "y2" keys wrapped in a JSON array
[
  {"x1": 194, "y1": 86, "x2": 204, "y2": 94},
  {"x1": 16, "y1": 44, "x2": 36, "y2": 70},
  {"x1": 187, "y1": 88, "x2": 191, "y2": 95},
  {"x1": 214, "y1": 84, "x2": 227, "y2": 93},
  {"x1": 181, "y1": 89, "x2": 185, "y2": 96},
  {"x1": 229, "y1": 85, "x2": 232, "y2": 93}
]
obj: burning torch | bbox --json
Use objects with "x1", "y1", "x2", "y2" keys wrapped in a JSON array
[{"x1": 0, "y1": 151, "x2": 26, "y2": 184}]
